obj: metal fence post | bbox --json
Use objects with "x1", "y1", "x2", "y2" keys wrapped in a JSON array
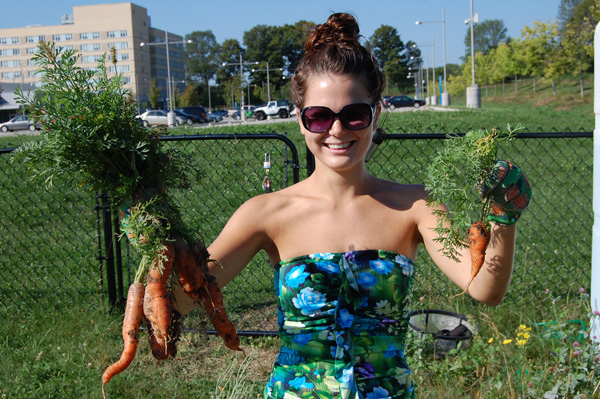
[
  {"x1": 100, "y1": 193, "x2": 117, "y2": 308},
  {"x1": 591, "y1": 21, "x2": 600, "y2": 342}
]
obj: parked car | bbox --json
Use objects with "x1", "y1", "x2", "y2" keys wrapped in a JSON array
[
  {"x1": 207, "y1": 112, "x2": 223, "y2": 122},
  {"x1": 0, "y1": 115, "x2": 42, "y2": 132},
  {"x1": 385, "y1": 95, "x2": 425, "y2": 109},
  {"x1": 174, "y1": 110, "x2": 202, "y2": 124},
  {"x1": 254, "y1": 100, "x2": 292, "y2": 120},
  {"x1": 136, "y1": 110, "x2": 188, "y2": 127},
  {"x1": 381, "y1": 96, "x2": 391, "y2": 108},
  {"x1": 212, "y1": 109, "x2": 229, "y2": 118},
  {"x1": 232, "y1": 105, "x2": 256, "y2": 120},
  {"x1": 175, "y1": 106, "x2": 209, "y2": 123}
]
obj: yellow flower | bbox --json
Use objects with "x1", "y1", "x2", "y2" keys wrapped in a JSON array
[
  {"x1": 503, "y1": 339, "x2": 513, "y2": 345},
  {"x1": 516, "y1": 339, "x2": 527, "y2": 346},
  {"x1": 488, "y1": 338, "x2": 494, "y2": 344},
  {"x1": 517, "y1": 332, "x2": 531, "y2": 339},
  {"x1": 518, "y1": 325, "x2": 532, "y2": 332}
]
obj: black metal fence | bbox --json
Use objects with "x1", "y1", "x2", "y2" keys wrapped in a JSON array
[{"x1": 0, "y1": 130, "x2": 593, "y2": 335}]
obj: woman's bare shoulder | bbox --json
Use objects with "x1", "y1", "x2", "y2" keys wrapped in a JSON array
[{"x1": 374, "y1": 179, "x2": 429, "y2": 208}]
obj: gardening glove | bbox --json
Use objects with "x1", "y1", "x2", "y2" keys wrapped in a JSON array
[{"x1": 478, "y1": 160, "x2": 532, "y2": 226}]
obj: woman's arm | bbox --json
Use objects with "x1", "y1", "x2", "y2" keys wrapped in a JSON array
[
  {"x1": 418, "y1": 200, "x2": 516, "y2": 306},
  {"x1": 207, "y1": 195, "x2": 275, "y2": 288}
]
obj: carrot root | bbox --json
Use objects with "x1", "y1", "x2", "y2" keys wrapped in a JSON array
[
  {"x1": 451, "y1": 221, "x2": 491, "y2": 299},
  {"x1": 146, "y1": 243, "x2": 175, "y2": 350},
  {"x1": 172, "y1": 237, "x2": 241, "y2": 351},
  {"x1": 102, "y1": 282, "x2": 145, "y2": 398}
]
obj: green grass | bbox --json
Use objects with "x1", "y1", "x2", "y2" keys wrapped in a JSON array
[{"x1": 0, "y1": 97, "x2": 597, "y2": 398}]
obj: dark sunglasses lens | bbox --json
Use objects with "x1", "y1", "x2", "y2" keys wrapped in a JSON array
[
  {"x1": 340, "y1": 104, "x2": 372, "y2": 130},
  {"x1": 303, "y1": 107, "x2": 334, "y2": 132}
]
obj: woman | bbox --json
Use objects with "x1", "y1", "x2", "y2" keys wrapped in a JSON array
[{"x1": 207, "y1": 13, "x2": 530, "y2": 399}]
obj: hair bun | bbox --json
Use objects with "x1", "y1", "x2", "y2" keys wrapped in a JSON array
[{"x1": 305, "y1": 13, "x2": 360, "y2": 53}]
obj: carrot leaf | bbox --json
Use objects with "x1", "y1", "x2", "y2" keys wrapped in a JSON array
[{"x1": 424, "y1": 126, "x2": 519, "y2": 260}]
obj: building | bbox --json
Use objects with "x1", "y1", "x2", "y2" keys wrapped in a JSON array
[{"x1": 0, "y1": 2, "x2": 187, "y2": 120}]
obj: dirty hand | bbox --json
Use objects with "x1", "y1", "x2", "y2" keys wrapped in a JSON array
[{"x1": 478, "y1": 160, "x2": 532, "y2": 226}]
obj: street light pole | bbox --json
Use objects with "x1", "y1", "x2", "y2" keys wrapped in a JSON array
[
  {"x1": 222, "y1": 55, "x2": 259, "y2": 122},
  {"x1": 140, "y1": 33, "x2": 192, "y2": 126},
  {"x1": 415, "y1": 8, "x2": 450, "y2": 105},
  {"x1": 466, "y1": 0, "x2": 481, "y2": 108},
  {"x1": 252, "y1": 62, "x2": 283, "y2": 102},
  {"x1": 165, "y1": 31, "x2": 173, "y2": 125}
]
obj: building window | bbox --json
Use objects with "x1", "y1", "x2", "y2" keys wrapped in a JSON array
[
  {"x1": 81, "y1": 55, "x2": 103, "y2": 63},
  {"x1": 80, "y1": 32, "x2": 101, "y2": 40},
  {"x1": 109, "y1": 65, "x2": 130, "y2": 73},
  {"x1": 52, "y1": 33, "x2": 73, "y2": 41},
  {"x1": 1, "y1": 71, "x2": 22, "y2": 79},
  {"x1": 80, "y1": 43, "x2": 102, "y2": 52},
  {"x1": 108, "y1": 42, "x2": 129, "y2": 50},
  {"x1": 0, "y1": 48, "x2": 20, "y2": 56},
  {"x1": 27, "y1": 47, "x2": 39, "y2": 55},
  {"x1": 26, "y1": 35, "x2": 45, "y2": 43},
  {"x1": 107, "y1": 30, "x2": 128, "y2": 38},
  {"x1": 29, "y1": 70, "x2": 44, "y2": 77},
  {"x1": 0, "y1": 60, "x2": 21, "y2": 68},
  {"x1": 108, "y1": 53, "x2": 130, "y2": 62},
  {"x1": 0, "y1": 37, "x2": 19, "y2": 45}
]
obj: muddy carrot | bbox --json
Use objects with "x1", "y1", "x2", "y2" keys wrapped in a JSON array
[
  {"x1": 451, "y1": 221, "x2": 491, "y2": 299},
  {"x1": 200, "y1": 274, "x2": 241, "y2": 351},
  {"x1": 101, "y1": 282, "x2": 145, "y2": 398},
  {"x1": 146, "y1": 243, "x2": 175, "y2": 351},
  {"x1": 172, "y1": 237, "x2": 241, "y2": 351}
]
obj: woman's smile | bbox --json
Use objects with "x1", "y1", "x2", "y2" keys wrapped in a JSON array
[{"x1": 324, "y1": 141, "x2": 355, "y2": 150}]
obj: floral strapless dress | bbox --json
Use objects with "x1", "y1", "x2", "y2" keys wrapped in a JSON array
[{"x1": 265, "y1": 250, "x2": 416, "y2": 399}]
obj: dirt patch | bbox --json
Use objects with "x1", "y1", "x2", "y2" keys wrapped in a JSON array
[{"x1": 534, "y1": 97, "x2": 557, "y2": 107}]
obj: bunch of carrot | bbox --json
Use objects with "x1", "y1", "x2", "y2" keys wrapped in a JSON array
[
  {"x1": 101, "y1": 204, "x2": 241, "y2": 398},
  {"x1": 8, "y1": 42, "x2": 241, "y2": 398},
  {"x1": 424, "y1": 127, "x2": 517, "y2": 298}
]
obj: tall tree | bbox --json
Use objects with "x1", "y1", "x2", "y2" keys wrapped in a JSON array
[
  {"x1": 463, "y1": 19, "x2": 509, "y2": 60},
  {"x1": 559, "y1": 0, "x2": 599, "y2": 97},
  {"x1": 217, "y1": 39, "x2": 245, "y2": 83},
  {"x1": 148, "y1": 78, "x2": 161, "y2": 109},
  {"x1": 244, "y1": 24, "x2": 285, "y2": 99},
  {"x1": 493, "y1": 41, "x2": 520, "y2": 96},
  {"x1": 369, "y1": 25, "x2": 410, "y2": 92},
  {"x1": 557, "y1": 0, "x2": 583, "y2": 31},
  {"x1": 518, "y1": 21, "x2": 552, "y2": 93},
  {"x1": 185, "y1": 31, "x2": 220, "y2": 86},
  {"x1": 283, "y1": 21, "x2": 315, "y2": 73}
]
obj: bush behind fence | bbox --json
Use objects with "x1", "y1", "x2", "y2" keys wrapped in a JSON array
[{"x1": 0, "y1": 131, "x2": 592, "y2": 334}]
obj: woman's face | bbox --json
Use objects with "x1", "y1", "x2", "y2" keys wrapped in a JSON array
[{"x1": 298, "y1": 73, "x2": 380, "y2": 174}]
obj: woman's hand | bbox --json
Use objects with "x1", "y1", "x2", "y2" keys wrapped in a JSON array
[{"x1": 479, "y1": 160, "x2": 532, "y2": 226}]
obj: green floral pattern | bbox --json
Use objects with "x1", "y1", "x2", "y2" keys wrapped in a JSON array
[{"x1": 265, "y1": 250, "x2": 416, "y2": 399}]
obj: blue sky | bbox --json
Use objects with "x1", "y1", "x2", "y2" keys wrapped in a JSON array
[{"x1": 2, "y1": 0, "x2": 561, "y2": 65}]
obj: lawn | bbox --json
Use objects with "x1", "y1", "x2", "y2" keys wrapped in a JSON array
[{"x1": 0, "y1": 92, "x2": 598, "y2": 398}]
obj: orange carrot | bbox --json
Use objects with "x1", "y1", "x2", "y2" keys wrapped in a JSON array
[
  {"x1": 172, "y1": 238, "x2": 207, "y2": 303},
  {"x1": 143, "y1": 284, "x2": 180, "y2": 360},
  {"x1": 146, "y1": 243, "x2": 175, "y2": 351},
  {"x1": 200, "y1": 275, "x2": 241, "y2": 351},
  {"x1": 451, "y1": 221, "x2": 491, "y2": 299},
  {"x1": 172, "y1": 237, "x2": 241, "y2": 351},
  {"x1": 102, "y1": 282, "x2": 145, "y2": 398}
]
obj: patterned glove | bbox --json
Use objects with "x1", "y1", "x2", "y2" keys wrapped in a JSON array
[{"x1": 478, "y1": 160, "x2": 532, "y2": 226}]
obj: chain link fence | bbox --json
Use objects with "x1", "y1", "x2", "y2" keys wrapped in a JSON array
[{"x1": 0, "y1": 131, "x2": 593, "y2": 334}]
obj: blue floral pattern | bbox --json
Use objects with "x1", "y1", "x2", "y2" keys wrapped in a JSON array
[{"x1": 265, "y1": 250, "x2": 416, "y2": 399}]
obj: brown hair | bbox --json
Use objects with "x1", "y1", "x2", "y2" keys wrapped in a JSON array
[{"x1": 291, "y1": 13, "x2": 386, "y2": 109}]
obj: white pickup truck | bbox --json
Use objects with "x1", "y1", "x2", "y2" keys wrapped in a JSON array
[{"x1": 253, "y1": 100, "x2": 294, "y2": 120}]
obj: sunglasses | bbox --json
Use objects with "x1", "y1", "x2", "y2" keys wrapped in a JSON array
[{"x1": 300, "y1": 103, "x2": 376, "y2": 133}]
